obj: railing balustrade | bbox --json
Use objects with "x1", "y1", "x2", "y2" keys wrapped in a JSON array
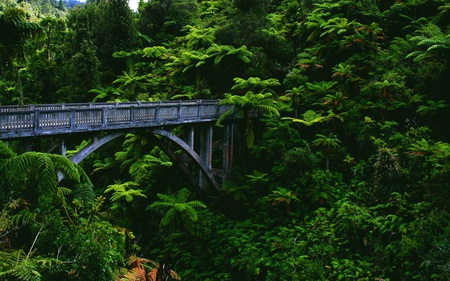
[{"x1": 0, "y1": 100, "x2": 233, "y2": 139}]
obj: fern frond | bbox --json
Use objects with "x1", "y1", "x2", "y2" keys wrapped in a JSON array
[
  {"x1": 155, "y1": 193, "x2": 177, "y2": 203},
  {"x1": 0, "y1": 250, "x2": 19, "y2": 269},
  {"x1": 127, "y1": 255, "x2": 151, "y2": 266},
  {"x1": 11, "y1": 209, "x2": 36, "y2": 226},
  {"x1": 0, "y1": 250, "x2": 42, "y2": 281},
  {"x1": 427, "y1": 44, "x2": 446, "y2": 51},
  {"x1": 1, "y1": 261, "x2": 42, "y2": 281},
  {"x1": 177, "y1": 188, "x2": 191, "y2": 201},
  {"x1": 72, "y1": 182, "x2": 96, "y2": 207},
  {"x1": 160, "y1": 208, "x2": 177, "y2": 226},
  {"x1": 35, "y1": 155, "x2": 57, "y2": 196},
  {"x1": 413, "y1": 52, "x2": 433, "y2": 62},
  {"x1": 104, "y1": 181, "x2": 146, "y2": 203},
  {"x1": 76, "y1": 165, "x2": 93, "y2": 185},
  {"x1": 123, "y1": 267, "x2": 146, "y2": 281},
  {"x1": 405, "y1": 50, "x2": 422, "y2": 59},
  {"x1": 58, "y1": 186, "x2": 72, "y2": 196},
  {"x1": 256, "y1": 104, "x2": 280, "y2": 116},
  {"x1": 216, "y1": 108, "x2": 235, "y2": 127},
  {"x1": 146, "y1": 201, "x2": 174, "y2": 211},
  {"x1": 187, "y1": 200, "x2": 207, "y2": 209},
  {"x1": 9, "y1": 152, "x2": 35, "y2": 182},
  {"x1": 417, "y1": 38, "x2": 438, "y2": 47},
  {"x1": 49, "y1": 154, "x2": 80, "y2": 182},
  {"x1": 174, "y1": 203, "x2": 187, "y2": 212},
  {"x1": 181, "y1": 206, "x2": 198, "y2": 222}
]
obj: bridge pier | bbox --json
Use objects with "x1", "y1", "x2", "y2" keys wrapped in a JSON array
[
  {"x1": 198, "y1": 124, "x2": 212, "y2": 190},
  {"x1": 222, "y1": 123, "x2": 234, "y2": 182},
  {"x1": 61, "y1": 139, "x2": 67, "y2": 157},
  {"x1": 184, "y1": 126, "x2": 195, "y2": 149}
]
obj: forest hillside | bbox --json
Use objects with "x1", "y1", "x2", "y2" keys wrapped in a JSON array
[{"x1": 1, "y1": 0, "x2": 450, "y2": 280}]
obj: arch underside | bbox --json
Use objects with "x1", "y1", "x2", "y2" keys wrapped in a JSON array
[{"x1": 68, "y1": 129, "x2": 220, "y2": 194}]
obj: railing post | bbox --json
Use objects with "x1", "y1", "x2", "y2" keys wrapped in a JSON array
[
  {"x1": 155, "y1": 102, "x2": 161, "y2": 122},
  {"x1": 70, "y1": 109, "x2": 75, "y2": 131},
  {"x1": 177, "y1": 101, "x2": 182, "y2": 121},
  {"x1": 34, "y1": 110, "x2": 39, "y2": 136},
  {"x1": 130, "y1": 106, "x2": 135, "y2": 125},
  {"x1": 102, "y1": 108, "x2": 107, "y2": 126},
  {"x1": 197, "y1": 100, "x2": 201, "y2": 119}
]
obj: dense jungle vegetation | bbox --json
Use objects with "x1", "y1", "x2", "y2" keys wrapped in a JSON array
[{"x1": 1, "y1": 0, "x2": 450, "y2": 280}]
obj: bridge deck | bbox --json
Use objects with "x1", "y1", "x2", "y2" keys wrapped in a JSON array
[{"x1": 0, "y1": 100, "x2": 232, "y2": 140}]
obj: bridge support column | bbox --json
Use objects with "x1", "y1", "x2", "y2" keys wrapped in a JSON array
[
  {"x1": 61, "y1": 139, "x2": 67, "y2": 157},
  {"x1": 198, "y1": 124, "x2": 213, "y2": 190},
  {"x1": 222, "y1": 123, "x2": 233, "y2": 182},
  {"x1": 184, "y1": 126, "x2": 195, "y2": 149}
]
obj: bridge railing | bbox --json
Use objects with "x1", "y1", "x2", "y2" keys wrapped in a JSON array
[{"x1": 0, "y1": 100, "x2": 233, "y2": 139}]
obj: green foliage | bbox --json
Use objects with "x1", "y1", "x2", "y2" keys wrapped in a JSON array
[
  {"x1": 146, "y1": 188, "x2": 206, "y2": 228},
  {"x1": 0, "y1": 152, "x2": 82, "y2": 198},
  {"x1": 105, "y1": 181, "x2": 147, "y2": 204},
  {"x1": 406, "y1": 22, "x2": 450, "y2": 62},
  {"x1": 2, "y1": 0, "x2": 450, "y2": 279},
  {"x1": 218, "y1": 77, "x2": 280, "y2": 147},
  {"x1": 372, "y1": 147, "x2": 404, "y2": 200},
  {"x1": 265, "y1": 186, "x2": 299, "y2": 216}
]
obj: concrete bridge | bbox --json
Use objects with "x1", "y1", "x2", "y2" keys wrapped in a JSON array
[{"x1": 0, "y1": 100, "x2": 235, "y2": 194}]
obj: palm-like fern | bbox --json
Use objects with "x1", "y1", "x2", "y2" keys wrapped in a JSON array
[
  {"x1": 1, "y1": 152, "x2": 81, "y2": 197},
  {"x1": 312, "y1": 133, "x2": 341, "y2": 170},
  {"x1": 266, "y1": 187, "x2": 299, "y2": 216},
  {"x1": 113, "y1": 68, "x2": 148, "y2": 100},
  {"x1": 0, "y1": 7, "x2": 43, "y2": 40},
  {"x1": 416, "y1": 100, "x2": 447, "y2": 116},
  {"x1": 406, "y1": 23, "x2": 450, "y2": 62},
  {"x1": 0, "y1": 151, "x2": 93, "y2": 224},
  {"x1": 217, "y1": 77, "x2": 280, "y2": 147},
  {"x1": 146, "y1": 188, "x2": 206, "y2": 227},
  {"x1": 282, "y1": 109, "x2": 327, "y2": 126},
  {"x1": 104, "y1": 181, "x2": 147, "y2": 211}
]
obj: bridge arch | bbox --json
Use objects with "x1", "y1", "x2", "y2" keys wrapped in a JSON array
[
  {"x1": 67, "y1": 127, "x2": 223, "y2": 194},
  {"x1": 69, "y1": 132, "x2": 124, "y2": 164}
]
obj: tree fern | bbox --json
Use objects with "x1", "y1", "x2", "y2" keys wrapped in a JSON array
[
  {"x1": 2, "y1": 152, "x2": 87, "y2": 197},
  {"x1": 217, "y1": 79, "x2": 280, "y2": 147},
  {"x1": 407, "y1": 23, "x2": 450, "y2": 62},
  {"x1": 146, "y1": 188, "x2": 206, "y2": 227},
  {"x1": 104, "y1": 181, "x2": 147, "y2": 211},
  {"x1": 5, "y1": 152, "x2": 58, "y2": 196},
  {"x1": 416, "y1": 100, "x2": 447, "y2": 116}
]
